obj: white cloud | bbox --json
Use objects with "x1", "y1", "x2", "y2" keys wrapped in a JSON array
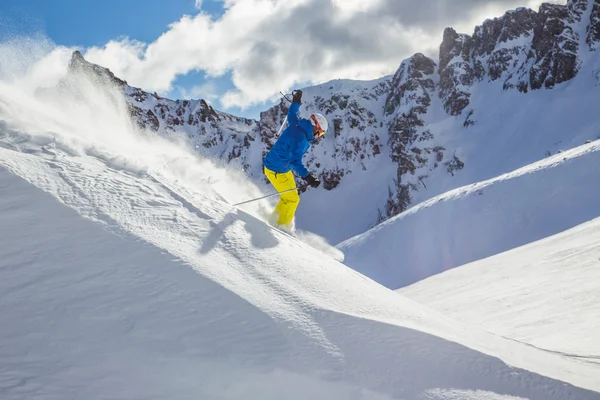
[
  {"x1": 83, "y1": 0, "x2": 568, "y2": 111},
  {"x1": 331, "y1": 0, "x2": 384, "y2": 13},
  {"x1": 194, "y1": 0, "x2": 203, "y2": 10},
  {"x1": 178, "y1": 80, "x2": 220, "y2": 101}
]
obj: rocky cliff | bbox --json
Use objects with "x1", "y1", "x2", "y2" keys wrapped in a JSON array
[{"x1": 439, "y1": 0, "x2": 599, "y2": 118}]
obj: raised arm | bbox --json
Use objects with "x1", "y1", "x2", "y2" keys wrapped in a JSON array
[
  {"x1": 287, "y1": 101, "x2": 300, "y2": 126},
  {"x1": 287, "y1": 90, "x2": 302, "y2": 126}
]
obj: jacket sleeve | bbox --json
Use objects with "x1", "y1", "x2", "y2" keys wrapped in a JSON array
[
  {"x1": 287, "y1": 101, "x2": 300, "y2": 126},
  {"x1": 289, "y1": 136, "x2": 309, "y2": 178}
]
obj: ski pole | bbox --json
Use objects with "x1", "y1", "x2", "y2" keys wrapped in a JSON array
[
  {"x1": 276, "y1": 116, "x2": 287, "y2": 137},
  {"x1": 232, "y1": 185, "x2": 308, "y2": 207},
  {"x1": 275, "y1": 89, "x2": 297, "y2": 137},
  {"x1": 280, "y1": 91, "x2": 293, "y2": 103}
]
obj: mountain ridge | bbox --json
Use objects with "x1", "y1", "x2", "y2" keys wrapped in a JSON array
[
  {"x1": 67, "y1": 0, "x2": 600, "y2": 244},
  {"x1": 338, "y1": 139, "x2": 600, "y2": 289}
]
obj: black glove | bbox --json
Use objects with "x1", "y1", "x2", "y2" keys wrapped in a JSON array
[
  {"x1": 304, "y1": 173, "x2": 320, "y2": 188},
  {"x1": 292, "y1": 89, "x2": 302, "y2": 104}
]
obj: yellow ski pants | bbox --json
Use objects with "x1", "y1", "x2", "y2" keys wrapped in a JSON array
[{"x1": 263, "y1": 166, "x2": 299, "y2": 228}]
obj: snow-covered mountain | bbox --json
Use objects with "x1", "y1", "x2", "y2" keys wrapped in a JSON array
[
  {"x1": 2, "y1": 2, "x2": 600, "y2": 397},
  {"x1": 338, "y1": 139, "x2": 600, "y2": 289},
  {"x1": 60, "y1": 0, "x2": 600, "y2": 244},
  {"x1": 336, "y1": 1, "x2": 600, "y2": 287},
  {"x1": 1, "y1": 58, "x2": 600, "y2": 399}
]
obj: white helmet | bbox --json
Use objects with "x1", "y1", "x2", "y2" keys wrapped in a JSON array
[{"x1": 309, "y1": 113, "x2": 328, "y2": 138}]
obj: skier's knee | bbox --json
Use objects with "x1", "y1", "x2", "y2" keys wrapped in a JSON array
[{"x1": 282, "y1": 191, "x2": 299, "y2": 205}]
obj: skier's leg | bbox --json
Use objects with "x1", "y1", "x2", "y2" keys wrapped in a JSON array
[
  {"x1": 263, "y1": 167, "x2": 298, "y2": 228},
  {"x1": 263, "y1": 167, "x2": 279, "y2": 225},
  {"x1": 274, "y1": 171, "x2": 299, "y2": 228}
]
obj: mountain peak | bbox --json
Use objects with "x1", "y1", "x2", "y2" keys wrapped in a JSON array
[{"x1": 68, "y1": 50, "x2": 127, "y2": 87}]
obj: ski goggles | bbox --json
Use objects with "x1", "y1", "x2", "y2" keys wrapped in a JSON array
[{"x1": 310, "y1": 115, "x2": 326, "y2": 138}]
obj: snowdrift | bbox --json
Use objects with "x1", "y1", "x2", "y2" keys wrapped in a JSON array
[
  {"x1": 400, "y1": 215, "x2": 600, "y2": 358},
  {"x1": 338, "y1": 140, "x2": 600, "y2": 289}
]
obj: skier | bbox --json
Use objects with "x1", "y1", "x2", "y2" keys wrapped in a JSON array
[{"x1": 263, "y1": 89, "x2": 328, "y2": 233}]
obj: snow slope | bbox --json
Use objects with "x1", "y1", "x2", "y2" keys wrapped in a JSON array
[
  {"x1": 338, "y1": 139, "x2": 600, "y2": 289},
  {"x1": 400, "y1": 216, "x2": 600, "y2": 358},
  {"x1": 2, "y1": 163, "x2": 600, "y2": 400},
  {"x1": 1, "y1": 40, "x2": 600, "y2": 400}
]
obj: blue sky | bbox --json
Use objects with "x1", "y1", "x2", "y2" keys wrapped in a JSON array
[
  {"x1": 0, "y1": 0, "x2": 267, "y2": 118},
  {"x1": 0, "y1": 0, "x2": 551, "y2": 120},
  {"x1": 0, "y1": 0, "x2": 222, "y2": 46}
]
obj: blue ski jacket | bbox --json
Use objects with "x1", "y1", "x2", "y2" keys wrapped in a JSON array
[{"x1": 263, "y1": 102, "x2": 315, "y2": 178}]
